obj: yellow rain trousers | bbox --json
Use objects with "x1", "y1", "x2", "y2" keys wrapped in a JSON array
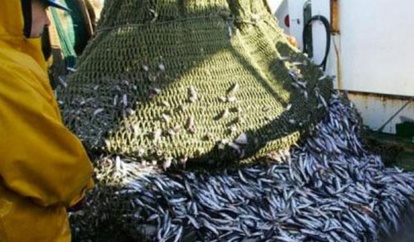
[{"x1": 0, "y1": 1, "x2": 94, "y2": 241}]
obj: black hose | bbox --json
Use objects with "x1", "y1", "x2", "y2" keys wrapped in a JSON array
[{"x1": 303, "y1": 15, "x2": 331, "y2": 71}]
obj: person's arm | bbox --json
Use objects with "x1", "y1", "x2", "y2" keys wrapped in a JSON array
[{"x1": 0, "y1": 66, "x2": 94, "y2": 208}]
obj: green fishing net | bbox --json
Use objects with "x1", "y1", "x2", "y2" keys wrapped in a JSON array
[{"x1": 58, "y1": 0, "x2": 333, "y2": 170}]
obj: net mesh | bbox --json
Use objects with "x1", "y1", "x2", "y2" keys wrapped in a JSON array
[{"x1": 58, "y1": 0, "x2": 333, "y2": 169}]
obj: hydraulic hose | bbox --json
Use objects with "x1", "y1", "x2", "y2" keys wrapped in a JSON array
[{"x1": 303, "y1": 15, "x2": 331, "y2": 71}]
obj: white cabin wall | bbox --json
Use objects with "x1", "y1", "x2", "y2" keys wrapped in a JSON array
[
  {"x1": 271, "y1": 0, "x2": 414, "y2": 134},
  {"x1": 340, "y1": 0, "x2": 414, "y2": 97},
  {"x1": 310, "y1": 0, "x2": 337, "y2": 86}
]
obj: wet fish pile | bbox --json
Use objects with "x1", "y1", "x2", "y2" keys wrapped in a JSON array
[{"x1": 70, "y1": 93, "x2": 414, "y2": 242}]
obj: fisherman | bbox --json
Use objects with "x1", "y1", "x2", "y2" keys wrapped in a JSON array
[
  {"x1": 0, "y1": 0, "x2": 94, "y2": 241},
  {"x1": 43, "y1": 0, "x2": 102, "y2": 87}
]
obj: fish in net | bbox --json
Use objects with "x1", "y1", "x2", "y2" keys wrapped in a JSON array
[
  {"x1": 69, "y1": 93, "x2": 414, "y2": 242},
  {"x1": 57, "y1": 0, "x2": 333, "y2": 169}
]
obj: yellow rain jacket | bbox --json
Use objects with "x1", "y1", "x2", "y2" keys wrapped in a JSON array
[{"x1": 0, "y1": 1, "x2": 94, "y2": 241}]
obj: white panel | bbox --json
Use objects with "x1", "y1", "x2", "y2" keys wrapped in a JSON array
[
  {"x1": 310, "y1": 0, "x2": 337, "y2": 79},
  {"x1": 311, "y1": 0, "x2": 330, "y2": 65},
  {"x1": 340, "y1": 0, "x2": 414, "y2": 96},
  {"x1": 287, "y1": 0, "x2": 308, "y2": 50},
  {"x1": 267, "y1": 0, "x2": 284, "y2": 13},
  {"x1": 269, "y1": 0, "x2": 290, "y2": 34},
  {"x1": 284, "y1": 0, "x2": 337, "y2": 77}
]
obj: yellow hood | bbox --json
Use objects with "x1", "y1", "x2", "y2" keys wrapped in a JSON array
[{"x1": 0, "y1": 0, "x2": 47, "y2": 70}]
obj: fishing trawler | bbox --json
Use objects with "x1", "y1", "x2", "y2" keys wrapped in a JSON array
[{"x1": 47, "y1": 1, "x2": 414, "y2": 241}]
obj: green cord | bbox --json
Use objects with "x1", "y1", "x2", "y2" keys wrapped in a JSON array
[
  {"x1": 51, "y1": 0, "x2": 89, "y2": 69},
  {"x1": 51, "y1": 7, "x2": 77, "y2": 68}
]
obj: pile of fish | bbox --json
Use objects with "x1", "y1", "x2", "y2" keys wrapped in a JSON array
[{"x1": 70, "y1": 92, "x2": 414, "y2": 242}]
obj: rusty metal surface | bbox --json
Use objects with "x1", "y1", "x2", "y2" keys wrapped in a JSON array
[
  {"x1": 348, "y1": 91, "x2": 413, "y2": 103},
  {"x1": 330, "y1": 0, "x2": 339, "y2": 33},
  {"x1": 347, "y1": 91, "x2": 414, "y2": 134}
]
